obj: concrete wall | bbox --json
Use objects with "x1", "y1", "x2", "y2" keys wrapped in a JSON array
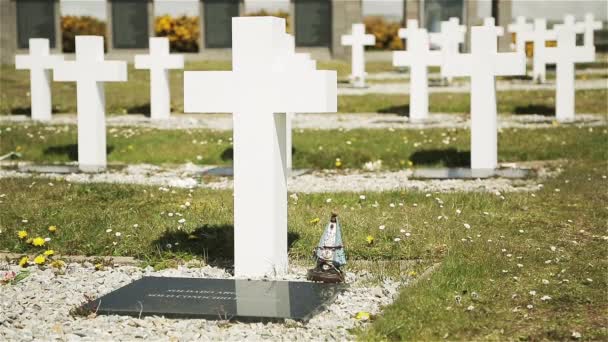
[{"x1": 331, "y1": 0, "x2": 363, "y2": 59}]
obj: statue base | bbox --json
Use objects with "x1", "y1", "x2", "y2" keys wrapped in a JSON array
[{"x1": 306, "y1": 268, "x2": 345, "y2": 283}]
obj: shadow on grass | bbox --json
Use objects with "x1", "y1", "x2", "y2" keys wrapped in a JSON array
[
  {"x1": 43, "y1": 144, "x2": 115, "y2": 161},
  {"x1": 378, "y1": 104, "x2": 410, "y2": 117},
  {"x1": 152, "y1": 224, "x2": 300, "y2": 268},
  {"x1": 513, "y1": 104, "x2": 555, "y2": 116},
  {"x1": 126, "y1": 103, "x2": 150, "y2": 116},
  {"x1": 221, "y1": 147, "x2": 297, "y2": 162},
  {"x1": 10, "y1": 106, "x2": 62, "y2": 116},
  {"x1": 409, "y1": 148, "x2": 470, "y2": 167}
]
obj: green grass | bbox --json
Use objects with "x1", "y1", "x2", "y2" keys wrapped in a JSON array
[
  {"x1": 2, "y1": 125, "x2": 607, "y2": 169},
  {"x1": 339, "y1": 89, "x2": 608, "y2": 115},
  {"x1": 2, "y1": 60, "x2": 607, "y2": 115},
  {"x1": 0, "y1": 128, "x2": 606, "y2": 339}
]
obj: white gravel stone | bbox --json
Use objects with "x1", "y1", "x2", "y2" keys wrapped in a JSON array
[
  {"x1": 0, "y1": 163, "x2": 559, "y2": 194},
  {"x1": 1, "y1": 113, "x2": 604, "y2": 131},
  {"x1": 0, "y1": 262, "x2": 404, "y2": 341}
]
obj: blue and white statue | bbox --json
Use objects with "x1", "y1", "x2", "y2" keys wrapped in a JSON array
[{"x1": 307, "y1": 213, "x2": 347, "y2": 283}]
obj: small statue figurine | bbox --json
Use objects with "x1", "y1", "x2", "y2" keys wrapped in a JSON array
[{"x1": 307, "y1": 213, "x2": 346, "y2": 283}]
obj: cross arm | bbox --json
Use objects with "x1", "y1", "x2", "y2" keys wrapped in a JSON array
[
  {"x1": 54, "y1": 61, "x2": 127, "y2": 82},
  {"x1": 363, "y1": 35, "x2": 376, "y2": 46},
  {"x1": 279, "y1": 70, "x2": 336, "y2": 113},
  {"x1": 441, "y1": 54, "x2": 472, "y2": 77},
  {"x1": 15, "y1": 55, "x2": 64, "y2": 70},
  {"x1": 340, "y1": 35, "x2": 354, "y2": 46},
  {"x1": 494, "y1": 53, "x2": 526, "y2": 76},
  {"x1": 184, "y1": 71, "x2": 235, "y2": 113}
]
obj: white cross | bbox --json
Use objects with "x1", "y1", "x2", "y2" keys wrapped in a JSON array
[
  {"x1": 393, "y1": 28, "x2": 441, "y2": 122},
  {"x1": 443, "y1": 26, "x2": 525, "y2": 170},
  {"x1": 483, "y1": 17, "x2": 505, "y2": 37},
  {"x1": 15, "y1": 39, "x2": 64, "y2": 121},
  {"x1": 429, "y1": 17, "x2": 466, "y2": 81},
  {"x1": 184, "y1": 17, "x2": 336, "y2": 277},
  {"x1": 284, "y1": 34, "x2": 317, "y2": 173},
  {"x1": 577, "y1": 13, "x2": 602, "y2": 48},
  {"x1": 507, "y1": 16, "x2": 533, "y2": 53},
  {"x1": 53, "y1": 36, "x2": 127, "y2": 172},
  {"x1": 555, "y1": 14, "x2": 585, "y2": 34},
  {"x1": 134, "y1": 37, "x2": 184, "y2": 120},
  {"x1": 519, "y1": 19, "x2": 556, "y2": 83},
  {"x1": 341, "y1": 23, "x2": 375, "y2": 88},
  {"x1": 545, "y1": 24, "x2": 595, "y2": 122},
  {"x1": 398, "y1": 19, "x2": 419, "y2": 41}
]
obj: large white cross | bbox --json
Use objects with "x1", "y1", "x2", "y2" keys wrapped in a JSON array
[
  {"x1": 507, "y1": 16, "x2": 533, "y2": 53},
  {"x1": 398, "y1": 19, "x2": 419, "y2": 41},
  {"x1": 134, "y1": 37, "x2": 184, "y2": 120},
  {"x1": 15, "y1": 39, "x2": 64, "y2": 121},
  {"x1": 519, "y1": 19, "x2": 556, "y2": 83},
  {"x1": 429, "y1": 17, "x2": 466, "y2": 81},
  {"x1": 341, "y1": 23, "x2": 375, "y2": 88},
  {"x1": 393, "y1": 28, "x2": 441, "y2": 122},
  {"x1": 577, "y1": 13, "x2": 602, "y2": 48},
  {"x1": 545, "y1": 23, "x2": 595, "y2": 122},
  {"x1": 443, "y1": 26, "x2": 525, "y2": 170},
  {"x1": 184, "y1": 17, "x2": 336, "y2": 277},
  {"x1": 53, "y1": 36, "x2": 127, "y2": 172}
]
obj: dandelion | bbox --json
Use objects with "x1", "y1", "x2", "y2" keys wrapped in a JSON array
[
  {"x1": 366, "y1": 235, "x2": 374, "y2": 245},
  {"x1": 48, "y1": 225, "x2": 57, "y2": 233},
  {"x1": 17, "y1": 230, "x2": 28, "y2": 239},
  {"x1": 19, "y1": 256, "x2": 29, "y2": 267},
  {"x1": 408, "y1": 271, "x2": 417, "y2": 277},
  {"x1": 335, "y1": 158, "x2": 342, "y2": 168},
  {"x1": 355, "y1": 311, "x2": 370, "y2": 321},
  {"x1": 32, "y1": 237, "x2": 45, "y2": 247},
  {"x1": 50, "y1": 260, "x2": 65, "y2": 269},
  {"x1": 43, "y1": 250, "x2": 54, "y2": 256},
  {"x1": 34, "y1": 255, "x2": 45, "y2": 265},
  {"x1": 309, "y1": 217, "x2": 320, "y2": 224}
]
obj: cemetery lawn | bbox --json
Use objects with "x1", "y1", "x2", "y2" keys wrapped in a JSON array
[
  {"x1": 1, "y1": 60, "x2": 606, "y2": 115},
  {"x1": 1, "y1": 125, "x2": 607, "y2": 169},
  {"x1": 0, "y1": 134, "x2": 606, "y2": 339}
]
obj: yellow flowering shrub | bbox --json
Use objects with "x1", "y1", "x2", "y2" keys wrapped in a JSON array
[
  {"x1": 364, "y1": 16, "x2": 404, "y2": 51},
  {"x1": 155, "y1": 15, "x2": 200, "y2": 52},
  {"x1": 61, "y1": 16, "x2": 107, "y2": 53}
]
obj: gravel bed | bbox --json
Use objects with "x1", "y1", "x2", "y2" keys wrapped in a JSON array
[
  {"x1": 0, "y1": 261, "x2": 403, "y2": 341},
  {"x1": 338, "y1": 79, "x2": 607, "y2": 95},
  {"x1": 0, "y1": 162, "x2": 558, "y2": 194},
  {"x1": 1, "y1": 113, "x2": 605, "y2": 131}
]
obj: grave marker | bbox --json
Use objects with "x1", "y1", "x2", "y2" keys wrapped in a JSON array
[
  {"x1": 545, "y1": 19, "x2": 595, "y2": 122},
  {"x1": 429, "y1": 17, "x2": 466, "y2": 81},
  {"x1": 443, "y1": 26, "x2": 525, "y2": 170},
  {"x1": 184, "y1": 17, "x2": 336, "y2": 277},
  {"x1": 134, "y1": 38, "x2": 184, "y2": 120},
  {"x1": 341, "y1": 23, "x2": 375, "y2": 87},
  {"x1": 393, "y1": 27, "x2": 441, "y2": 122},
  {"x1": 53, "y1": 36, "x2": 127, "y2": 172},
  {"x1": 483, "y1": 17, "x2": 504, "y2": 37},
  {"x1": 519, "y1": 19, "x2": 556, "y2": 83},
  {"x1": 15, "y1": 38, "x2": 64, "y2": 121},
  {"x1": 507, "y1": 16, "x2": 533, "y2": 53},
  {"x1": 577, "y1": 13, "x2": 602, "y2": 48}
]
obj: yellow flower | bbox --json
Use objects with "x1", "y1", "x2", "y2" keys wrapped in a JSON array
[
  {"x1": 43, "y1": 250, "x2": 54, "y2": 256},
  {"x1": 309, "y1": 217, "x2": 320, "y2": 224},
  {"x1": 94, "y1": 263, "x2": 104, "y2": 271},
  {"x1": 408, "y1": 270, "x2": 418, "y2": 278},
  {"x1": 399, "y1": 160, "x2": 406, "y2": 166},
  {"x1": 17, "y1": 230, "x2": 28, "y2": 239},
  {"x1": 355, "y1": 311, "x2": 371, "y2": 321},
  {"x1": 48, "y1": 225, "x2": 57, "y2": 233},
  {"x1": 19, "y1": 256, "x2": 29, "y2": 267},
  {"x1": 335, "y1": 158, "x2": 342, "y2": 168},
  {"x1": 552, "y1": 120, "x2": 559, "y2": 127},
  {"x1": 50, "y1": 260, "x2": 65, "y2": 269},
  {"x1": 407, "y1": 160, "x2": 414, "y2": 167},
  {"x1": 34, "y1": 255, "x2": 46, "y2": 265},
  {"x1": 32, "y1": 237, "x2": 45, "y2": 247},
  {"x1": 366, "y1": 235, "x2": 374, "y2": 245}
]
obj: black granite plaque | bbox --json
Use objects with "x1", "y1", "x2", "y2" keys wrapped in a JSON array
[
  {"x1": 111, "y1": 0, "x2": 149, "y2": 49},
  {"x1": 423, "y1": 0, "x2": 464, "y2": 32},
  {"x1": 295, "y1": 0, "x2": 331, "y2": 47},
  {"x1": 204, "y1": 0, "x2": 239, "y2": 48},
  {"x1": 88, "y1": 277, "x2": 344, "y2": 321},
  {"x1": 16, "y1": 0, "x2": 56, "y2": 49}
]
